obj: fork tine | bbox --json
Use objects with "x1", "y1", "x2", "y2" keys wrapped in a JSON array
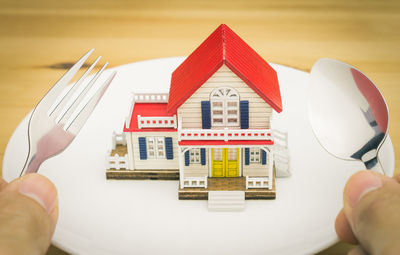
[
  {"x1": 50, "y1": 56, "x2": 101, "y2": 120},
  {"x1": 57, "y1": 61, "x2": 108, "y2": 125},
  {"x1": 38, "y1": 49, "x2": 94, "y2": 111},
  {"x1": 64, "y1": 71, "x2": 116, "y2": 134}
]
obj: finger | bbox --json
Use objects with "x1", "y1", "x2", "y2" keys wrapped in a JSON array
[
  {"x1": 0, "y1": 177, "x2": 7, "y2": 191},
  {"x1": 335, "y1": 208, "x2": 358, "y2": 244},
  {"x1": 0, "y1": 173, "x2": 58, "y2": 254},
  {"x1": 17, "y1": 174, "x2": 59, "y2": 235},
  {"x1": 343, "y1": 170, "x2": 400, "y2": 254},
  {"x1": 348, "y1": 246, "x2": 368, "y2": 255},
  {"x1": 393, "y1": 174, "x2": 400, "y2": 183}
]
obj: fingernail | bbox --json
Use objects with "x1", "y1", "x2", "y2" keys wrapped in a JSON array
[
  {"x1": 18, "y1": 174, "x2": 58, "y2": 214},
  {"x1": 345, "y1": 171, "x2": 382, "y2": 208}
]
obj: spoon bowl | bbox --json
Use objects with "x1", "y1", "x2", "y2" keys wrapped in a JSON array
[{"x1": 308, "y1": 58, "x2": 389, "y2": 174}]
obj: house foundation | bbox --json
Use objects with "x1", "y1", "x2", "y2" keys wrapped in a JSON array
[{"x1": 106, "y1": 144, "x2": 179, "y2": 180}]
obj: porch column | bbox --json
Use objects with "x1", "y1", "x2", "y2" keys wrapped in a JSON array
[
  {"x1": 261, "y1": 146, "x2": 274, "y2": 190},
  {"x1": 125, "y1": 132, "x2": 134, "y2": 170},
  {"x1": 178, "y1": 146, "x2": 185, "y2": 188},
  {"x1": 268, "y1": 147, "x2": 274, "y2": 189}
]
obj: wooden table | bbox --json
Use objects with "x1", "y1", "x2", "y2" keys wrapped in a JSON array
[{"x1": 0, "y1": 1, "x2": 398, "y2": 254}]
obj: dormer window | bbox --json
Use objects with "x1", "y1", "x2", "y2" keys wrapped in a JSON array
[{"x1": 210, "y1": 87, "x2": 239, "y2": 127}]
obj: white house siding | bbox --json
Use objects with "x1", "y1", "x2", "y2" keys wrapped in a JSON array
[
  {"x1": 242, "y1": 163, "x2": 269, "y2": 177},
  {"x1": 242, "y1": 149, "x2": 270, "y2": 177},
  {"x1": 130, "y1": 132, "x2": 179, "y2": 170},
  {"x1": 177, "y1": 64, "x2": 273, "y2": 129},
  {"x1": 183, "y1": 148, "x2": 209, "y2": 177}
]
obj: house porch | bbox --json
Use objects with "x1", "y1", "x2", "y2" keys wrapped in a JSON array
[{"x1": 178, "y1": 172, "x2": 276, "y2": 200}]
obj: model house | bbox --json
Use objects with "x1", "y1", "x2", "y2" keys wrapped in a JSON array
[{"x1": 107, "y1": 24, "x2": 290, "y2": 204}]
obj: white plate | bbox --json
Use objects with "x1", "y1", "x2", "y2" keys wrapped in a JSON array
[{"x1": 3, "y1": 57, "x2": 394, "y2": 255}]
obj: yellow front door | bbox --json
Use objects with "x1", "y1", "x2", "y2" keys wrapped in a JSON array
[
  {"x1": 226, "y1": 148, "x2": 239, "y2": 177},
  {"x1": 211, "y1": 148, "x2": 239, "y2": 177}
]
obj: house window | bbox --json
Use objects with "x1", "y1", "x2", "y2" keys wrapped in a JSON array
[
  {"x1": 189, "y1": 148, "x2": 201, "y2": 164},
  {"x1": 146, "y1": 137, "x2": 165, "y2": 159},
  {"x1": 213, "y1": 148, "x2": 223, "y2": 161},
  {"x1": 210, "y1": 87, "x2": 239, "y2": 127},
  {"x1": 249, "y1": 148, "x2": 261, "y2": 163},
  {"x1": 228, "y1": 148, "x2": 237, "y2": 160}
]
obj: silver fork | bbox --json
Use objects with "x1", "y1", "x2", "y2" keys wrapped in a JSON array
[{"x1": 20, "y1": 49, "x2": 116, "y2": 176}]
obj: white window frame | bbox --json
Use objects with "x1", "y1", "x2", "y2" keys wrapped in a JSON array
[
  {"x1": 146, "y1": 137, "x2": 165, "y2": 159},
  {"x1": 249, "y1": 148, "x2": 261, "y2": 163},
  {"x1": 189, "y1": 148, "x2": 201, "y2": 164},
  {"x1": 210, "y1": 87, "x2": 240, "y2": 127}
]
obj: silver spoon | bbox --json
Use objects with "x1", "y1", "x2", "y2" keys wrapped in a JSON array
[{"x1": 308, "y1": 58, "x2": 389, "y2": 174}]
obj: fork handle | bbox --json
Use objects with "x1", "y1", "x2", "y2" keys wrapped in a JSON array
[
  {"x1": 20, "y1": 146, "x2": 39, "y2": 176},
  {"x1": 23, "y1": 153, "x2": 43, "y2": 175},
  {"x1": 21, "y1": 124, "x2": 75, "y2": 176}
]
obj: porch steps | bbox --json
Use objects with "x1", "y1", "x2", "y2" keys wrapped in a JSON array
[{"x1": 208, "y1": 191, "x2": 245, "y2": 211}]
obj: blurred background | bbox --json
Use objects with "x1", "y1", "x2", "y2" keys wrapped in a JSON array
[{"x1": 0, "y1": 0, "x2": 399, "y2": 254}]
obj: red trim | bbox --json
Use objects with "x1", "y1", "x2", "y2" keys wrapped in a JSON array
[
  {"x1": 167, "y1": 24, "x2": 282, "y2": 114},
  {"x1": 178, "y1": 140, "x2": 274, "y2": 146},
  {"x1": 124, "y1": 127, "x2": 177, "y2": 133},
  {"x1": 124, "y1": 103, "x2": 177, "y2": 132}
]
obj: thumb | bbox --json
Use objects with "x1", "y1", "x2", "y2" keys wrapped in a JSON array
[
  {"x1": 343, "y1": 170, "x2": 400, "y2": 255},
  {"x1": 0, "y1": 174, "x2": 58, "y2": 255}
]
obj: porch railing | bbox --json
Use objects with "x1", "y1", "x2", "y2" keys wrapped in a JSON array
[
  {"x1": 178, "y1": 127, "x2": 273, "y2": 142},
  {"x1": 107, "y1": 153, "x2": 129, "y2": 170},
  {"x1": 246, "y1": 176, "x2": 270, "y2": 189},
  {"x1": 111, "y1": 132, "x2": 126, "y2": 150},
  {"x1": 182, "y1": 176, "x2": 208, "y2": 188}
]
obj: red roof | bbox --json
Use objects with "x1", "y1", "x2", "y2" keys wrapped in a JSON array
[
  {"x1": 167, "y1": 24, "x2": 282, "y2": 114},
  {"x1": 124, "y1": 103, "x2": 177, "y2": 132},
  {"x1": 178, "y1": 140, "x2": 274, "y2": 146}
]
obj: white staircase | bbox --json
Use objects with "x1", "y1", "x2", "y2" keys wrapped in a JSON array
[
  {"x1": 208, "y1": 191, "x2": 245, "y2": 211},
  {"x1": 272, "y1": 130, "x2": 291, "y2": 177}
]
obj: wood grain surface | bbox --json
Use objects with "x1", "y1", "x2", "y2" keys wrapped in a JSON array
[{"x1": 0, "y1": 0, "x2": 398, "y2": 254}]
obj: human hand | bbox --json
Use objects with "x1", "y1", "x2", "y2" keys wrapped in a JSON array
[
  {"x1": 0, "y1": 173, "x2": 58, "y2": 255},
  {"x1": 335, "y1": 170, "x2": 400, "y2": 255}
]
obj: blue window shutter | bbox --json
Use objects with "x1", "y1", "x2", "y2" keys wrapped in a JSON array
[
  {"x1": 138, "y1": 137, "x2": 147, "y2": 160},
  {"x1": 165, "y1": 137, "x2": 173, "y2": 160},
  {"x1": 201, "y1": 101, "x2": 211, "y2": 129},
  {"x1": 200, "y1": 148, "x2": 206, "y2": 165},
  {"x1": 261, "y1": 149, "x2": 267, "y2": 165},
  {"x1": 240, "y1": 100, "x2": 249, "y2": 129},
  {"x1": 185, "y1": 151, "x2": 190, "y2": 166},
  {"x1": 245, "y1": 148, "x2": 250, "y2": 165}
]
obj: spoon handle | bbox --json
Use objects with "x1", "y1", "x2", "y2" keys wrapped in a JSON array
[{"x1": 364, "y1": 157, "x2": 386, "y2": 175}]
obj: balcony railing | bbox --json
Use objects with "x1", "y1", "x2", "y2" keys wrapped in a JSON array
[
  {"x1": 178, "y1": 127, "x2": 273, "y2": 141},
  {"x1": 133, "y1": 93, "x2": 169, "y2": 103},
  {"x1": 137, "y1": 115, "x2": 177, "y2": 129}
]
